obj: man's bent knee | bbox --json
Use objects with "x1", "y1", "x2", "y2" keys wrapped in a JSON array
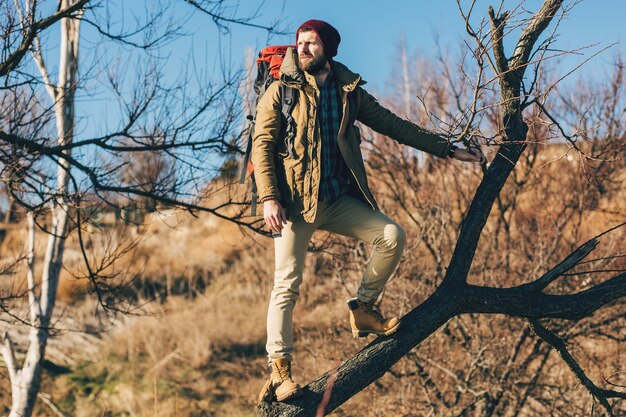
[{"x1": 375, "y1": 223, "x2": 406, "y2": 252}]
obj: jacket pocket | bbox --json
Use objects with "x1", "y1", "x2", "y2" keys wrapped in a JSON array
[{"x1": 282, "y1": 158, "x2": 305, "y2": 213}]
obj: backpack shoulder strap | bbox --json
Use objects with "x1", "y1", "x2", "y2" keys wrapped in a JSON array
[
  {"x1": 240, "y1": 82, "x2": 297, "y2": 216},
  {"x1": 240, "y1": 80, "x2": 283, "y2": 185},
  {"x1": 279, "y1": 84, "x2": 297, "y2": 159},
  {"x1": 239, "y1": 113, "x2": 254, "y2": 185},
  {"x1": 280, "y1": 83, "x2": 296, "y2": 112}
]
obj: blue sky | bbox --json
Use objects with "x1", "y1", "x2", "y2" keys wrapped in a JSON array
[
  {"x1": 11, "y1": 0, "x2": 621, "y2": 204},
  {"x1": 35, "y1": 1, "x2": 626, "y2": 140},
  {"x1": 191, "y1": 0, "x2": 626, "y2": 93}
]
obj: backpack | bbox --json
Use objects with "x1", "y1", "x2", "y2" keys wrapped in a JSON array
[{"x1": 240, "y1": 45, "x2": 297, "y2": 216}]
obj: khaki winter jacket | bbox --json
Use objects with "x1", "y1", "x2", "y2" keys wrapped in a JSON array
[{"x1": 251, "y1": 48, "x2": 452, "y2": 222}]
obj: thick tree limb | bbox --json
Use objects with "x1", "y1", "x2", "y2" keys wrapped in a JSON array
[
  {"x1": 463, "y1": 272, "x2": 626, "y2": 320},
  {"x1": 444, "y1": 0, "x2": 564, "y2": 289},
  {"x1": 510, "y1": 0, "x2": 564, "y2": 71},
  {"x1": 259, "y1": 244, "x2": 626, "y2": 416},
  {"x1": 487, "y1": 6, "x2": 509, "y2": 74},
  {"x1": 520, "y1": 238, "x2": 599, "y2": 292},
  {"x1": 259, "y1": 289, "x2": 460, "y2": 417}
]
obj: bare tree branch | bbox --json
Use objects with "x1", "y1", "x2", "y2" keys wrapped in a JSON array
[
  {"x1": 521, "y1": 237, "x2": 598, "y2": 292},
  {"x1": 0, "y1": 0, "x2": 89, "y2": 78},
  {"x1": 0, "y1": 330, "x2": 19, "y2": 388},
  {"x1": 528, "y1": 319, "x2": 626, "y2": 416},
  {"x1": 184, "y1": 0, "x2": 284, "y2": 34}
]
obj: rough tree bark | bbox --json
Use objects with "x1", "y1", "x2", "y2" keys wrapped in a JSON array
[
  {"x1": 0, "y1": 2, "x2": 82, "y2": 416},
  {"x1": 258, "y1": 1, "x2": 625, "y2": 416}
]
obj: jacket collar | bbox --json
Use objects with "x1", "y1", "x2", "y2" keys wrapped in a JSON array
[{"x1": 280, "y1": 47, "x2": 366, "y2": 92}]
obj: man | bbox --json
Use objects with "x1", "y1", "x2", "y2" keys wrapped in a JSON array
[{"x1": 253, "y1": 19, "x2": 485, "y2": 403}]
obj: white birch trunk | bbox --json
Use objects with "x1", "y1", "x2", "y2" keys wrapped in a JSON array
[{"x1": 2, "y1": 2, "x2": 82, "y2": 416}]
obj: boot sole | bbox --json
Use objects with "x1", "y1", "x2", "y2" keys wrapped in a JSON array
[
  {"x1": 276, "y1": 386, "x2": 302, "y2": 402},
  {"x1": 351, "y1": 322, "x2": 401, "y2": 338},
  {"x1": 257, "y1": 379, "x2": 274, "y2": 404}
]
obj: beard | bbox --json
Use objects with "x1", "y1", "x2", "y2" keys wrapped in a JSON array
[{"x1": 298, "y1": 52, "x2": 328, "y2": 75}]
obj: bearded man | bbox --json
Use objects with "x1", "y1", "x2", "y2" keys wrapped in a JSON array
[{"x1": 253, "y1": 19, "x2": 485, "y2": 402}]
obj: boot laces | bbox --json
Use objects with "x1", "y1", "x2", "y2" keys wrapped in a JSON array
[
  {"x1": 275, "y1": 362, "x2": 291, "y2": 381},
  {"x1": 364, "y1": 300, "x2": 385, "y2": 322}
]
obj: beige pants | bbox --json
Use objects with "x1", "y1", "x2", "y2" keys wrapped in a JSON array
[{"x1": 266, "y1": 194, "x2": 406, "y2": 361}]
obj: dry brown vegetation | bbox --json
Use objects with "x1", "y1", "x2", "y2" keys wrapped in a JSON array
[
  {"x1": 2, "y1": 31, "x2": 626, "y2": 417},
  {"x1": 1, "y1": 133, "x2": 623, "y2": 416}
]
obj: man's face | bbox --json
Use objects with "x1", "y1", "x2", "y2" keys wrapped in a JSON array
[{"x1": 297, "y1": 30, "x2": 327, "y2": 74}]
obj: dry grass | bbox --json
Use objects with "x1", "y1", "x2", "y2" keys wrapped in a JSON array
[{"x1": 1, "y1": 143, "x2": 625, "y2": 416}]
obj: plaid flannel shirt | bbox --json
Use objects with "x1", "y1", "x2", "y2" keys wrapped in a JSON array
[{"x1": 318, "y1": 71, "x2": 349, "y2": 202}]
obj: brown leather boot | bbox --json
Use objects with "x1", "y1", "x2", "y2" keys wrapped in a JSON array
[
  {"x1": 348, "y1": 298, "x2": 400, "y2": 338},
  {"x1": 258, "y1": 358, "x2": 302, "y2": 403}
]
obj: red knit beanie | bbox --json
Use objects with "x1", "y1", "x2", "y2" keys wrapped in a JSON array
[{"x1": 296, "y1": 19, "x2": 341, "y2": 58}]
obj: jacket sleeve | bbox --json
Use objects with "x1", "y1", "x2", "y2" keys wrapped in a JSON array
[
  {"x1": 251, "y1": 82, "x2": 282, "y2": 203},
  {"x1": 355, "y1": 87, "x2": 452, "y2": 158}
]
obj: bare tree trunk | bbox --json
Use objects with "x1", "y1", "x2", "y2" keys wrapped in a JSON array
[
  {"x1": 1, "y1": 3, "x2": 82, "y2": 416},
  {"x1": 2, "y1": 187, "x2": 14, "y2": 223}
]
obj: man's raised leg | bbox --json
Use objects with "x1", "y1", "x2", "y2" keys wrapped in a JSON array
[{"x1": 320, "y1": 195, "x2": 406, "y2": 337}]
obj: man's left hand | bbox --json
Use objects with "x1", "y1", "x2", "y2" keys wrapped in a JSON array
[{"x1": 451, "y1": 146, "x2": 487, "y2": 165}]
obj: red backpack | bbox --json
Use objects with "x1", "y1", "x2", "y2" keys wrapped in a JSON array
[{"x1": 240, "y1": 45, "x2": 297, "y2": 216}]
